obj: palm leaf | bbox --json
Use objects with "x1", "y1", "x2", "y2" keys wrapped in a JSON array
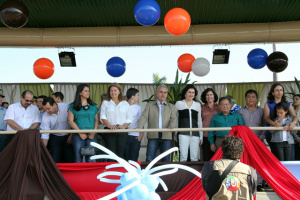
[{"x1": 295, "y1": 77, "x2": 300, "y2": 94}]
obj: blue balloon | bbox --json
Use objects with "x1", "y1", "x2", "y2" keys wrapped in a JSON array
[
  {"x1": 247, "y1": 48, "x2": 268, "y2": 69},
  {"x1": 106, "y1": 57, "x2": 126, "y2": 77},
  {"x1": 132, "y1": 184, "x2": 149, "y2": 200},
  {"x1": 116, "y1": 185, "x2": 128, "y2": 200},
  {"x1": 134, "y1": 0, "x2": 161, "y2": 26},
  {"x1": 141, "y1": 175, "x2": 159, "y2": 192}
]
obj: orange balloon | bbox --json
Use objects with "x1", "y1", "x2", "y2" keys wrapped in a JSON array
[
  {"x1": 177, "y1": 53, "x2": 195, "y2": 73},
  {"x1": 33, "y1": 58, "x2": 54, "y2": 79},
  {"x1": 164, "y1": 8, "x2": 191, "y2": 35}
]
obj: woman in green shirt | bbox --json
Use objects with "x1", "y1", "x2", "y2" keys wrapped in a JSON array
[{"x1": 68, "y1": 84, "x2": 99, "y2": 163}]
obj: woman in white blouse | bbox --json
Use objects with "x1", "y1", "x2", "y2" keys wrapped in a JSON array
[
  {"x1": 100, "y1": 83, "x2": 132, "y2": 159},
  {"x1": 175, "y1": 84, "x2": 203, "y2": 162}
]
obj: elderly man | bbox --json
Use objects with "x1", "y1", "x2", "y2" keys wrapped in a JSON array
[
  {"x1": 4, "y1": 90, "x2": 40, "y2": 138},
  {"x1": 202, "y1": 136, "x2": 257, "y2": 200},
  {"x1": 0, "y1": 90, "x2": 8, "y2": 152},
  {"x1": 41, "y1": 97, "x2": 74, "y2": 163},
  {"x1": 209, "y1": 96, "x2": 244, "y2": 152},
  {"x1": 138, "y1": 84, "x2": 177, "y2": 162}
]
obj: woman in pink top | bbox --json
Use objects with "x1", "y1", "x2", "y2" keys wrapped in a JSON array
[{"x1": 201, "y1": 88, "x2": 220, "y2": 161}]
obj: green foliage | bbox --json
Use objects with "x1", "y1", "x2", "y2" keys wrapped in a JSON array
[
  {"x1": 286, "y1": 76, "x2": 300, "y2": 97},
  {"x1": 167, "y1": 69, "x2": 196, "y2": 105},
  {"x1": 294, "y1": 77, "x2": 300, "y2": 94},
  {"x1": 142, "y1": 94, "x2": 155, "y2": 103},
  {"x1": 153, "y1": 73, "x2": 167, "y2": 86},
  {"x1": 142, "y1": 70, "x2": 195, "y2": 104},
  {"x1": 142, "y1": 73, "x2": 167, "y2": 102}
]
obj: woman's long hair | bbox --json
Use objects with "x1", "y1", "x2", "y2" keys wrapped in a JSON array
[
  {"x1": 267, "y1": 83, "x2": 286, "y2": 103},
  {"x1": 73, "y1": 83, "x2": 94, "y2": 111}
]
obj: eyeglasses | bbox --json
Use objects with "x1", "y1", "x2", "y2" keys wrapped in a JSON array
[
  {"x1": 82, "y1": 105, "x2": 90, "y2": 110},
  {"x1": 24, "y1": 99, "x2": 33, "y2": 103}
]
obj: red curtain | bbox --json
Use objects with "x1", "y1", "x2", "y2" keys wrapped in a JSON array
[
  {"x1": 57, "y1": 162, "x2": 140, "y2": 200},
  {"x1": 169, "y1": 125, "x2": 300, "y2": 200}
]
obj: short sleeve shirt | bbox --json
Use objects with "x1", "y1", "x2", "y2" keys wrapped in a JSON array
[
  {"x1": 4, "y1": 102, "x2": 41, "y2": 131},
  {"x1": 68, "y1": 103, "x2": 98, "y2": 130}
]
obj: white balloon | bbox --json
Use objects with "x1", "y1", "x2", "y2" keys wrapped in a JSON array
[{"x1": 192, "y1": 57, "x2": 210, "y2": 77}]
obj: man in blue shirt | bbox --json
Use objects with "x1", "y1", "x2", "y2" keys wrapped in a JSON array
[
  {"x1": 209, "y1": 96, "x2": 244, "y2": 152},
  {"x1": 0, "y1": 89, "x2": 8, "y2": 152}
]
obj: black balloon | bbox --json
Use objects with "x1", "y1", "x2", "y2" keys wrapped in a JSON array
[
  {"x1": 267, "y1": 51, "x2": 288, "y2": 73},
  {"x1": 0, "y1": 0, "x2": 29, "y2": 29}
]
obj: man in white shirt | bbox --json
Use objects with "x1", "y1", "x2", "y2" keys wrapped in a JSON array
[
  {"x1": 41, "y1": 97, "x2": 74, "y2": 163},
  {"x1": 4, "y1": 90, "x2": 41, "y2": 143}
]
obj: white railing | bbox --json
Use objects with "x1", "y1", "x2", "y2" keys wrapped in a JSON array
[{"x1": 1, "y1": 126, "x2": 300, "y2": 134}]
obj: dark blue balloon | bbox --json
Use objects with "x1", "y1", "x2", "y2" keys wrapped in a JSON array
[
  {"x1": 247, "y1": 48, "x2": 268, "y2": 69},
  {"x1": 134, "y1": 0, "x2": 161, "y2": 26},
  {"x1": 106, "y1": 57, "x2": 126, "y2": 77}
]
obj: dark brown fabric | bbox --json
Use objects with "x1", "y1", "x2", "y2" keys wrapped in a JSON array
[
  {"x1": 141, "y1": 161, "x2": 204, "y2": 200},
  {"x1": 0, "y1": 129, "x2": 81, "y2": 200}
]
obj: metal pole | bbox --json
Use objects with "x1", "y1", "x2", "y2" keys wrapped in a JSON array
[{"x1": 273, "y1": 43, "x2": 279, "y2": 82}]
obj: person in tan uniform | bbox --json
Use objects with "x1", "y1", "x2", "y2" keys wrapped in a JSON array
[{"x1": 202, "y1": 136, "x2": 257, "y2": 200}]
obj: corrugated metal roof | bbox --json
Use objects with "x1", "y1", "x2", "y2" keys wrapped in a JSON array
[{"x1": 0, "y1": 0, "x2": 299, "y2": 28}]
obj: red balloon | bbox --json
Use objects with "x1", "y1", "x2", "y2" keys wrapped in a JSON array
[
  {"x1": 164, "y1": 8, "x2": 191, "y2": 36},
  {"x1": 33, "y1": 58, "x2": 54, "y2": 79},
  {"x1": 177, "y1": 53, "x2": 195, "y2": 73}
]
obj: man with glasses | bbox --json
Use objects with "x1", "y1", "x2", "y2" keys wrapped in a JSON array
[
  {"x1": 4, "y1": 90, "x2": 40, "y2": 143},
  {"x1": 208, "y1": 96, "x2": 245, "y2": 152}
]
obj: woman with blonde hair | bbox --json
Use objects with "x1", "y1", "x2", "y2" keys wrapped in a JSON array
[{"x1": 100, "y1": 83, "x2": 132, "y2": 159}]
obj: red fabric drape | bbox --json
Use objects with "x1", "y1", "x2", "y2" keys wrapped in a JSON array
[
  {"x1": 169, "y1": 125, "x2": 300, "y2": 200},
  {"x1": 57, "y1": 162, "x2": 140, "y2": 200}
]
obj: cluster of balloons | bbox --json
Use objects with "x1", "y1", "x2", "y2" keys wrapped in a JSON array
[
  {"x1": 134, "y1": 0, "x2": 191, "y2": 35},
  {"x1": 106, "y1": 57, "x2": 126, "y2": 77},
  {"x1": 247, "y1": 48, "x2": 288, "y2": 73},
  {"x1": 0, "y1": 0, "x2": 29, "y2": 29},
  {"x1": 177, "y1": 53, "x2": 210, "y2": 77},
  {"x1": 90, "y1": 142, "x2": 201, "y2": 200},
  {"x1": 33, "y1": 56, "x2": 126, "y2": 79},
  {"x1": 33, "y1": 58, "x2": 55, "y2": 79}
]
